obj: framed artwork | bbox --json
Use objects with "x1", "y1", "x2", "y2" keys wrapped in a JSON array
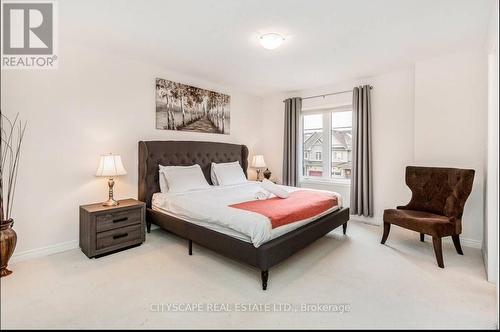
[{"x1": 156, "y1": 78, "x2": 230, "y2": 134}]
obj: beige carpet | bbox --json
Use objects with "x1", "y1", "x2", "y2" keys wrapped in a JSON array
[{"x1": 1, "y1": 222, "x2": 497, "y2": 329}]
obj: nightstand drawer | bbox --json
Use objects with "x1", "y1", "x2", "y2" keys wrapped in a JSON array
[
  {"x1": 96, "y1": 224, "x2": 142, "y2": 250},
  {"x1": 96, "y1": 209, "x2": 142, "y2": 232}
]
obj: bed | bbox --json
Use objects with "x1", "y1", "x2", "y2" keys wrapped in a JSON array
[{"x1": 138, "y1": 140, "x2": 350, "y2": 290}]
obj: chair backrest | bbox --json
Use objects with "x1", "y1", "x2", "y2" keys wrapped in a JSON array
[{"x1": 405, "y1": 166, "x2": 475, "y2": 219}]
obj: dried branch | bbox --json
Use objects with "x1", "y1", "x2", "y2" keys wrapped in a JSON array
[
  {"x1": 8, "y1": 121, "x2": 26, "y2": 218},
  {"x1": 0, "y1": 110, "x2": 26, "y2": 222}
]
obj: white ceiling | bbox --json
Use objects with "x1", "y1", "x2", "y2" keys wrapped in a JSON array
[{"x1": 62, "y1": 0, "x2": 494, "y2": 96}]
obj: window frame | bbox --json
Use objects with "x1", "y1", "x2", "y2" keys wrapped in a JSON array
[{"x1": 299, "y1": 103, "x2": 352, "y2": 185}]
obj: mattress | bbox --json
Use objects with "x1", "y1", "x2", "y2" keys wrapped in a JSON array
[{"x1": 152, "y1": 181, "x2": 342, "y2": 247}]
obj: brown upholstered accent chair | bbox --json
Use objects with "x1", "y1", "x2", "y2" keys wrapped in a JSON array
[{"x1": 381, "y1": 166, "x2": 475, "y2": 268}]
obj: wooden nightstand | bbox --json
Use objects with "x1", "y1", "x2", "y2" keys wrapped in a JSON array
[{"x1": 79, "y1": 198, "x2": 146, "y2": 258}]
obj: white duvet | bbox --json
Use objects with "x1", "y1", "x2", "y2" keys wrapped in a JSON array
[{"x1": 152, "y1": 181, "x2": 342, "y2": 247}]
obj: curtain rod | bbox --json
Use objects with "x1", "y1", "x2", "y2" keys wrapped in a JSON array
[{"x1": 282, "y1": 85, "x2": 373, "y2": 102}]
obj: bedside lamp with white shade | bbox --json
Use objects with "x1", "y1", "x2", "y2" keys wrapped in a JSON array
[
  {"x1": 251, "y1": 155, "x2": 266, "y2": 181},
  {"x1": 95, "y1": 154, "x2": 127, "y2": 206}
]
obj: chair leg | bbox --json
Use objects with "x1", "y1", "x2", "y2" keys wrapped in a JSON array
[
  {"x1": 420, "y1": 233, "x2": 425, "y2": 242},
  {"x1": 381, "y1": 223, "x2": 391, "y2": 244},
  {"x1": 452, "y1": 235, "x2": 464, "y2": 255},
  {"x1": 432, "y1": 237, "x2": 444, "y2": 268},
  {"x1": 342, "y1": 222, "x2": 347, "y2": 235}
]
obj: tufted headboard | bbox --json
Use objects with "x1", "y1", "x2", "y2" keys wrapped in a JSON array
[
  {"x1": 138, "y1": 141, "x2": 249, "y2": 207},
  {"x1": 402, "y1": 166, "x2": 475, "y2": 219}
]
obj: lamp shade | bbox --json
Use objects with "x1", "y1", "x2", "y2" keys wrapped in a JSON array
[
  {"x1": 251, "y1": 155, "x2": 266, "y2": 168},
  {"x1": 95, "y1": 154, "x2": 127, "y2": 177}
]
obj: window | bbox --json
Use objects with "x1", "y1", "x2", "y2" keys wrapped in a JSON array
[
  {"x1": 302, "y1": 108, "x2": 352, "y2": 182},
  {"x1": 331, "y1": 111, "x2": 352, "y2": 179},
  {"x1": 302, "y1": 114, "x2": 323, "y2": 177}
]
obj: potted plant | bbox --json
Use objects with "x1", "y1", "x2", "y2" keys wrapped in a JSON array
[{"x1": 1, "y1": 111, "x2": 26, "y2": 277}]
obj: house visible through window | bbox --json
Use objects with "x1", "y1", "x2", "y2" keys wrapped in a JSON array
[
  {"x1": 302, "y1": 108, "x2": 352, "y2": 181},
  {"x1": 302, "y1": 114, "x2": 323, "y2": 177},
  {"x1": 331, "y1": 111, "x2": 352, "y2": 179}
]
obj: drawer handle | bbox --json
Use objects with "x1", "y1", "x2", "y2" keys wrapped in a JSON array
[
  {"x1": 113, "y1": 217, "x2": 128, "y2": 223},
  {"x1": 113, "y1": 233, "x2": 128, "y2": 240}
]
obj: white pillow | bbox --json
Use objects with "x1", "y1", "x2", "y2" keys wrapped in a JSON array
[
  {"x1": 261, "y1": 179, "x2": 289, "y2": 198},
  {"x1": 210, "y1": 163, "x2": 220, "y2": 185},
  {"x1": 212, "y1": 161, "x2": 247, "y2": 186},
  {"x1": 159, "y1": 164, "x2": 210, "y2": 193},
  {"x1": 158, "y1": 165, "x2": 169, "y2": 193}
]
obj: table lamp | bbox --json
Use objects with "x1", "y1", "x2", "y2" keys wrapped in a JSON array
[
  {"x1": 96, "y1": 153, "x2": 127, "y2": 206},
  {"x1": 251, "y1": 155, "x2": 266, "y2": 181}
]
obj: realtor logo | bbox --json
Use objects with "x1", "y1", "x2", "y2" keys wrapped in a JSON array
[{"x1": 1, "y1": 1, "x2": 58, "y2": 69}]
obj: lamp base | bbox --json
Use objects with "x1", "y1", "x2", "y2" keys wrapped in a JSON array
[
  {"x1": 256, "y1": 169, "x2": 262, "y2": 181},
  {"x1": 102, "y1": 198, "x2": 119, "y2": 207},
  {"x1": 102, "y1": 178, "x2": 119, "y2": 206}
]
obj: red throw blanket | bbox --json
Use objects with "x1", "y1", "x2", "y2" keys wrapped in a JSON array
[{"x1": 229, "y1": 190, "x2": 338, "y2": 229}]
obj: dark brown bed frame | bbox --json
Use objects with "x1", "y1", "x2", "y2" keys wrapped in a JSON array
[{"x1": 138, "y1": 140, "x2": 350, "y2": 290}]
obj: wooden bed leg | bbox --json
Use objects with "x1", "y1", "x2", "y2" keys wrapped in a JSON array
[
  {"x1": 420, "y1": 233, "x2": 425, "y2": 242},
  {"x1": 342, "y1": 222, "x2": 348, "y2": 235},
  {"x1": 188, "y1": 240, "x2": 193, "y2": 256},
  {"x1": 261, "y1": 270, "x2": 268, "y2": 291},
  {"x1": 146, "y1": 221, "x2": 151, "y2": 233}
]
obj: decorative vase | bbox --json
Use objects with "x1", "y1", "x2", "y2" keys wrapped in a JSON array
[
  {"x1": 0, "y1": 219, "x2": 17, "y2": 277},
  {"x1": 263, "y1": 168, "x2": 272, "y2": 180}
]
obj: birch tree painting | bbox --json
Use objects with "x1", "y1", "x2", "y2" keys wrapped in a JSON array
[{"x1": 156, "y1": 78, "x2": 230, "y2": 134}]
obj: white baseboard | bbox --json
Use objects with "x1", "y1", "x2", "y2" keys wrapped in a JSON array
[
  {"x1": 444, "y1": 237, "x2": 482, "y2": 249},
  {"x1": 482, "y1": 248, "x2": 490, "y2": 281},
  {"x1": 7, "y1": 222, "x2": 482, "y2": 265},
  {"x1": 349, "y1": 218, "x2": 483, "y2": 249},
  {"x1": 9, "y1": 225, "x2": 161, "y2": 264},
  {"x1": 10, "y1": 240, "x2": 79, "y2": 264},
  {"x1": 349, "y1": 216, "x2": 379, "y2": 226}
]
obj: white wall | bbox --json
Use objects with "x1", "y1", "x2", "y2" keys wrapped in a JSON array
[
  {"x1": 262, "y1": 69, "x2": 416, "y2": 225},
  {"x1": 414, "y1": 50, "x2": 488, "y2": 247},
  {"x1": 261, "y1": 51, "x2": 488, "y2": 247},
  {"x1": 259, "y1": 93, "x2": 288, "y2": 183},
  {"x1": 1, "y1": 43, "x2": 263, "y2": 257},
  {"x1": 484, "y1": 0, "x2": 499, "y2": 283},
  {"x1": 299, "y1": 69, "x2": 415, "y2": 225},
  {"x1": 1, "y1": 39, "x2": 491, "y2": 260}
]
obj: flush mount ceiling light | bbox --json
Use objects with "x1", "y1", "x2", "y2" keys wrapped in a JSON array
[{"x1": 259, "y1": 33, "x2": 285, "y2": 50}]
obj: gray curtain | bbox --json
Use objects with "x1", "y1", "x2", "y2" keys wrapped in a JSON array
[
  {"x1": 350, "y1": 85, "x2": 373, "y2": 216},
  {"x1": 283, "y1": 97, "x2": 302, "y2": 186}
]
